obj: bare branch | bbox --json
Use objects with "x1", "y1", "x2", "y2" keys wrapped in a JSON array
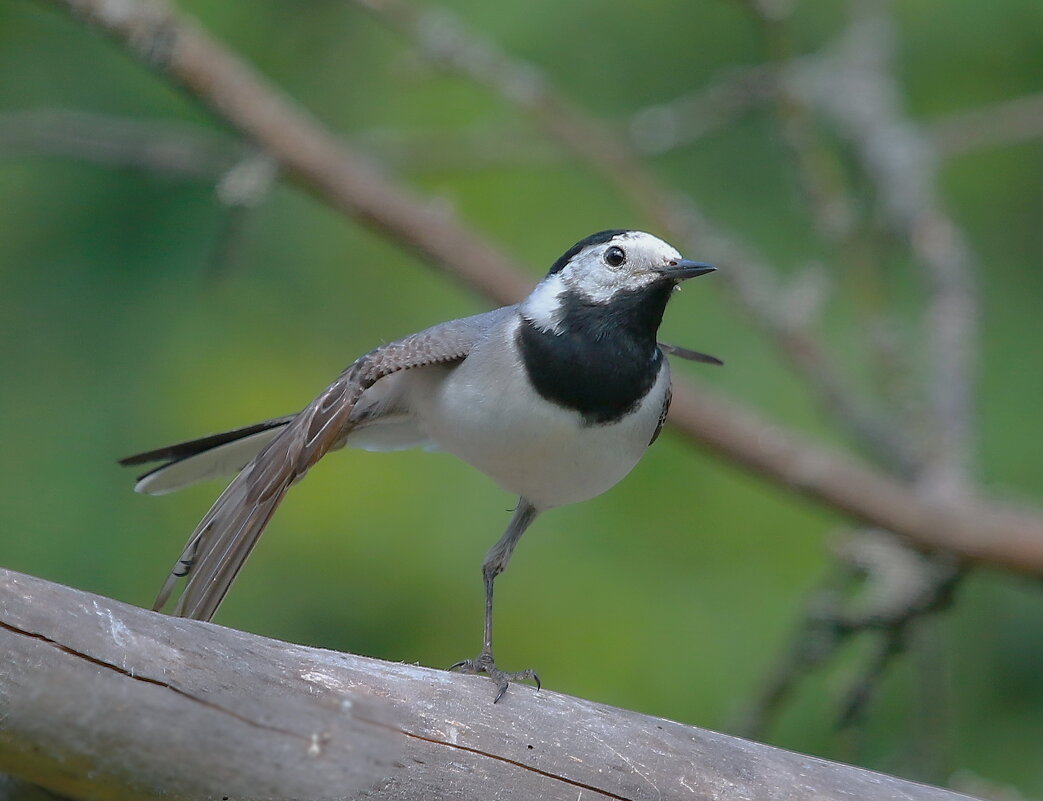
[
  {"x1": 38, "y1": 0, "x2": 1043, "y2": 574},
  {"x1": 627, "y1": 65, "x2": 776, "y2": 156},
  {"x1": 666, "y1": 381, "x2": 1042, "y2": 572},
  {"x1": 733, "y1": 2, "x2": 982, "y2": 740},
  {"x1": 932, "y1": 91, "x2": 1043, "y2": 157},
  {"x1": 0, "y1": 568, "x2": 979, "y2": 801},
  {"x1": 0, "y1": 107, "x2": 241, "y2": 178},
  {"x1": 624, "y1": 57, "x2": 1043, "y2": 164},
  {"x1": 362, "y1": 124, "x2": 562, "y2": 172},
  {"x1": 792, "y1": 4, "x2": 980, "y2": 490},
  {"x1": 38, "y1": 84, "x2": 1034, "y2": 190},
  {"x1": 743, "y1": 2, "x2": 856, "y2": 242},
  {"x1": 733, "y1": 529, "x2": 961, "y2": 739},
  {"x1": 50, "y1": 0, "x2": 534, "y2": 303}
]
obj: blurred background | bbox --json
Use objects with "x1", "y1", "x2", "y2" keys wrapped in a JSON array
[{"x1": 1, "y1": 0, "x2": 1041, "y2": 796}]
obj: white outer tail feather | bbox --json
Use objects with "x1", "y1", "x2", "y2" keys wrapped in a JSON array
[
  {"x1": 134, "y1": 416, "x2": 435, "y2": 496},
  {"x1": 134, "y1": 427, "x2": 287, "y2": 495}
]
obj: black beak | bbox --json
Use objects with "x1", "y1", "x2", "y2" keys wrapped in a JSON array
[{"x1": 661, "y1": 259, "x2": 716, "y2": 281}]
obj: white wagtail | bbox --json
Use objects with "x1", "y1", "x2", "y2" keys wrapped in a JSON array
[{"x1": 122, "y1": 229, "x2": 718, "y2": 701}]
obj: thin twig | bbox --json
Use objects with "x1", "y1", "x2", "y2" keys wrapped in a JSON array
[
  {"x1": 0, "y1": 107, "x2": 242, "y2": 177},
  {"x1": 627, "y1": 64, "x2": 777, "y2": 155},
  {"x1": 625, "y1": 64, "x2": 1043, "y2": 162},
  {"x1": 792, "y1": 3, "x2": 980, "y2": 489},
  {"x1": 738, "y1": 0, "x2": 979, "y2": 741},
  {"x1": 742, "y1": 0, "x2": 856, "y2": 242},
  {"x1": 733, "y1": 530, "x2": 961, "y2": 739},
  {"x1": 931, "y1": 91, "x2": 1043, "y2": 157}
]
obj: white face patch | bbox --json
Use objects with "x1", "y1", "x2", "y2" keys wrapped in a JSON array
[
  {"x1": 524, "y1": 231, "x2": 685, "y2": 323},
  {"x1": 521, "y1": 272, "x2": 567, "y2": 332}
]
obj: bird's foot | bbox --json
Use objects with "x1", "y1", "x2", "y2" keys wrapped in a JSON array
[{"x1": 450, "y1": 652, "x2": 541, "y2": 703}]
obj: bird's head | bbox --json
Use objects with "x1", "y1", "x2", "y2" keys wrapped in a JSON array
[{"x1": 522, "y1": 230, "x2": 715, "y2": 333}]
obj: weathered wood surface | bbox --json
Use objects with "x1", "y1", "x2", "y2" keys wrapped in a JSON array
[{"x1": 0, "y1": 568, "x2": 976, "y2": 801}]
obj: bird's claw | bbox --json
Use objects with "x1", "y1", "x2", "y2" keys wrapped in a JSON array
[{"x1": 450, "y1": 652, "x2": 541, "y2": 703}]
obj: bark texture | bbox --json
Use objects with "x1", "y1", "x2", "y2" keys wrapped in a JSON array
[{"x1": 0, "y1": 568, "x2": 975, "y2": 801}]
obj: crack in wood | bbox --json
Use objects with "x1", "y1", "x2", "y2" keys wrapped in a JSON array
[
  {"x1": 4, "y1": 614, "x2": 631, "y2": 798},
  {"x1": 0, "y1": 618, "x2": 308, "y2": 742},
  {"x1": 4, "y1": 614, "x2": 626, "y2": 798},
  {"x1": 372, "y1": 721, "x2": 635, "y2": 801}
]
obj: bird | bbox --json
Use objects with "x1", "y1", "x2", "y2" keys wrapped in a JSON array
[{"x1": 121, "y1": 229, "x2": 719, "y2": 702}]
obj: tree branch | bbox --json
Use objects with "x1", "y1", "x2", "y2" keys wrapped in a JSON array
[
  {"x1": 0, "y1": 567, "x2": 980, "y2": 800},
  {"x1": 627, "y1": 65, "x2": 776, "y2": 155},
  {"x1": 931, "y1": 91, "x2": 1043, "y2": 157},
  {"x1": 793, "y1": 3, "x2": 980, "y2": 490},
  {"x1": 737, "y1": 1, "x2": 981, "y2": 744},
  {"x1": 38, "y1": 0, "x2": 1043, "y2": 574},
  {"x1": 0, "y1": 107, "x2": 242, "y2": 177},
  {"x1": 733, "y1": 530, "x2": 961, "y2": 738},
  {"x1": 743, "y1": 0, "x2": 856, "y2": 243},
  {"x1": 665, "y1": 380, "x2": 1043, "y2": 573}
]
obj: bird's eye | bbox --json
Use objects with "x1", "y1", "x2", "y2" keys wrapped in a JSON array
[{"x1": 604, "y1": 246, "x2": 626, "y2": 268}]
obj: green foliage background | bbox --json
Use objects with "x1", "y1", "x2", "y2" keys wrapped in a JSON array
[{"x1": 1, "y1": 0, "x2": 1040, "y2": 794}]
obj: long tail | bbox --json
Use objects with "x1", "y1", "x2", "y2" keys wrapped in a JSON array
[{"x1": 119, "y1": 415, "x2": 296, "y2": 495}]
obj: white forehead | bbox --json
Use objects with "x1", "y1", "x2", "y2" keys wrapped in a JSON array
[
  {"x1": 605, "y1": 230, "x2": 683, "y2": 261},
  {"x1": 562, "y1": 230, "x2": 683, "y2": 289}
]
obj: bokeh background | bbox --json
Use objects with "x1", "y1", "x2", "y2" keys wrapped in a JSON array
[{"x1": 1, "y1": 0, "x2": 1041, "y2": 796}]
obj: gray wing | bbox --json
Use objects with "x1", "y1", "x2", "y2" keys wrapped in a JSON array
[{"x1": 155, "y1": 307, "x2": 514, "y2": 621}]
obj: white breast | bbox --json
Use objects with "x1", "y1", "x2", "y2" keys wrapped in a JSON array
[{"x1": 405, "y1": 317, "x2": 669, "y2": 510}]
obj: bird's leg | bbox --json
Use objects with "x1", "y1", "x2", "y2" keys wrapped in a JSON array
[{"x1": 451, "y1": 498, "x2": 541, "y2": 702}]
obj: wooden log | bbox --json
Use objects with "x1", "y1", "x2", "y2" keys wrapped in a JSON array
[{"x1": 0, "y1": 568, "x2": 973, "y2": 800}]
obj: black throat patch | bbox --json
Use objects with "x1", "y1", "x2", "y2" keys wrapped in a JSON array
[{"x1": 517, "y1": 281, "x2": 672, "y2": 425}]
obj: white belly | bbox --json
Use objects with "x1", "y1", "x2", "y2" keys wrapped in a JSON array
[{"x1": 405, "y1": 321, "x2": 669, "y2": 510}]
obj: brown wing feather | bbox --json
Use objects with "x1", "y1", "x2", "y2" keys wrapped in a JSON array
[{"x1": 154, "y1": 310, "x2": 501, "y2": 621}]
